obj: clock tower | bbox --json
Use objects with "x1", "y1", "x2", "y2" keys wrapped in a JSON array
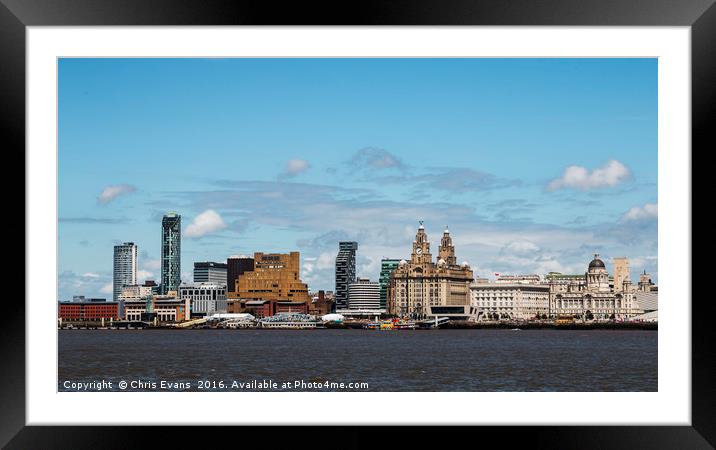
[
  {"x1": 439, "y1": 226, "x2": 457, "y2": 266},
  {"x1": 411, "y1": 221, "x2": 432, "y2": 264}
]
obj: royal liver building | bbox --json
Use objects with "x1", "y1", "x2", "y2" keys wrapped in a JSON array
[
  {"x1": 388, "y1": 223, "x2": 476, "y2": 319},
  {"x1": 548, "y1": 254, "x2": 639, "y2": 319}
]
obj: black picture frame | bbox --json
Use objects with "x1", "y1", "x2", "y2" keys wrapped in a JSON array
[{"x1": 3, "y1": 0, "x2": 710, "y2": 447}]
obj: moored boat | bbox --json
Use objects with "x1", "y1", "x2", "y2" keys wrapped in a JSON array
[{"x1": 363, "y1": 318, "x2": 416, "y2": 330}]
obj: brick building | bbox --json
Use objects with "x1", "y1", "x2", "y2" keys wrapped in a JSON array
[{"x1": 58, "y1": 301, "x2": 122, "y2": 321}]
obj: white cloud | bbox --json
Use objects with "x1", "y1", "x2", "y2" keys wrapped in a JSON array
[
  {"x1": 137, "y1": 269, "x2": 154, "y2": 281},
  {"x1": 548, "y1": 160, "x2": 631, "y2": 191},
  {"x1": 143, "y1": 259, "x2": 161, "y2": 271},
  {"x1": 184, "y1": 209, "x2": 228, "y2": 238},
  {"x1": 97, "y1": 184, "x2": 137, "y2": 204},
  {"x1": 302, "y1": 252, "x2": 335, "y2": 287},
  {"x1": 629, "y1": 255, "x2": 658, "y2": 268},
  {"x1": 174, "y1": 179, "x2": 656, "y2": 289},
  {"x1": 622, "y1": 203, "x2": 658, "y2": 222},
  {"x1": 81, "y1": 272, "x2": 100, "y2": 278},
  {"x1": 503, "y1": 241, "x2": 540, "y2": 255},
  {"x1": 283, "y1": 159, "x2": 311, "y2": 177},
  {"x1": 100, "y1": 282, "x2": 113, "y2": 294}
]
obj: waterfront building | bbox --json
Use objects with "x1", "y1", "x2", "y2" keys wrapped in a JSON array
[
  {"x1": 335, "y1": 242, "x2": 358, "y2": 311},
  {"x1": 226, "y1": 255, "x2": 254, "y2": 294},
  {"x1": 160, "y1": 212, "x2": 181, "y2": 294},
  {"x1": 113, "y1": 242, "x2": 137, "y2": 301},
  {"x1": 124, "y1": 294, "x2": 189, "y2": 322},
  {"x1": 347, "y1": 278, "x2": 380, "y2": 310},
  {"x1": 193, "y1": 261, "x2": 228, "y2": 285},
  {"x1": 379, "y1": 259, "x2": 400, "y2": 310},
  {"x1": 58, "y1": 301, "x2": 122, "y2": 322},
  {"x1": 548, "y1": 254, "x2": 640, "y2": 320},
  {"x1": 470, "y1": 280, "x2": 550, "y2": 320},
  {"x1": 179, "y1": 282, "x2": 227, "y2": 317},
  {"x1": 612, "y1": 257, "x2": 630, "y2": 292},
  {"x1": 227, "y1": 252, "x2": 311, "y2": 305},
  {"x1": 388, "y1": 224, "x2": 475, "y2": 319}
]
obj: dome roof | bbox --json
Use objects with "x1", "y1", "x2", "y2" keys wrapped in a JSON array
[
  {"x1": 399, "y1": 259, "x2": 408, "y2": 266},
  {"x1": 437, "y1": 258, "x2": 446, "y2": 266},
  {"x1": 589, "y1": 254, "x2": 605, "y2": 269}
]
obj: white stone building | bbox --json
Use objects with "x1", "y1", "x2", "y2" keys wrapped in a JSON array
[
  {"x1": 470, "y1": 281, "x2": 550, "y2": 320},
  {"x1": 548, "y1": 254, "x2": 641, "y2": 320}
]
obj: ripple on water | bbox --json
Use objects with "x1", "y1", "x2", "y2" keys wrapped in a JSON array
[{"x1": 58, "y1": 329, "x2": 657, "y2": 392}]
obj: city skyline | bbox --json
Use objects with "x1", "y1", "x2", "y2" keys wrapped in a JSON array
[{"x1": 58, "y1": 58, "x2": 657, "y2": 300}]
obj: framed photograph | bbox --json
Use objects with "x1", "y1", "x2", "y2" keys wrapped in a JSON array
[{"x1": 5, "y1": 0, "x2": 711, "y2": 447}]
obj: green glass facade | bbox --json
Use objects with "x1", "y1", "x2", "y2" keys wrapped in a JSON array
[
  {"x1": 161, "y1": 212, "x2": 181, "y2": 294},
  {"x1": 379, "y1": 259, "x2": 400, "y2": 310}
]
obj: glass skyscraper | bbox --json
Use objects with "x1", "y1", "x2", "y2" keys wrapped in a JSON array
[
  {"x1": 379, "y1": 259, "x2": 400, "y2": 310},
  {"x1": 334, "y1": 241, "x2": 358, "y2": 311},
  {"x1": 113, "y1": 242, "x2": 137, "y2": 301},
  {"x1": 161, "y1": 212, "x2": 181, "y2": 294}
]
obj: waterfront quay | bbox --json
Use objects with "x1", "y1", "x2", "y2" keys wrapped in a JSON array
[{"x1": 58, "y1": 315, "x2": 657, "y2": 331}]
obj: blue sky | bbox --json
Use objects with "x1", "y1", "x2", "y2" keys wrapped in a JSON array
[{"x1": 58, "y1": 58, "x2": 658, "y2": 300}]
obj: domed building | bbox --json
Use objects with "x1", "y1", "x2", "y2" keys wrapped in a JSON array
[
  {"x1": 586, "y1": 254, "x2": 610, "y2": 292},
  {"x1": 387, "y1": 223, "x2": 476, "y2": 319},
  {"x1": 548, "y1": 254, "x2": 639, "y2": 320}
]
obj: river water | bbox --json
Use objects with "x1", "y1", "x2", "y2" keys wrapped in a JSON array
[{"x1": 58, "y1": 329, "x2": 657, "y2": 392}]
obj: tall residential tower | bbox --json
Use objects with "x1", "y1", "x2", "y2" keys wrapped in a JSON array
[
  {"x1": 161, "y1": 212, "x2": 181, "y2": 294},
  {"x1": 113, "y1": 242, "x2": 137, "y2": 301},
  {"x1": 334, "y1": 241, "x2": 358, "y2": 311}
]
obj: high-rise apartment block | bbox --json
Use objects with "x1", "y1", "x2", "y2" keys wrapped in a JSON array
[
  {"x1": 161, "y1": 213, "x2": 181, "y2": 294},
  {"x1": 335, "y1": 241, "x2": 358, "y2": 311},
  {"x1": 113, "y1": 242, "x2": 137, "y2": 301}
]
